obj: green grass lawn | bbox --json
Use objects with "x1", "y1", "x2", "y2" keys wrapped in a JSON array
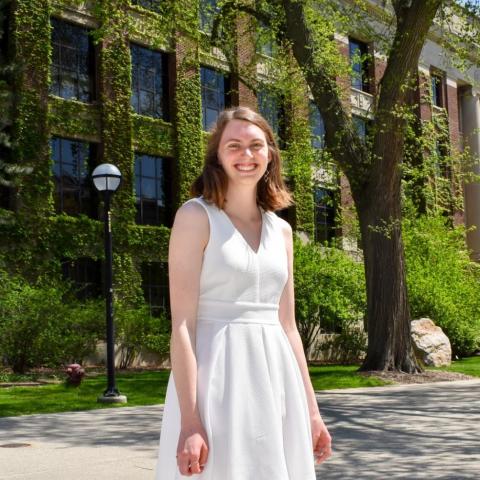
[
  {"x1": 1, "y1": 357, "x2": 478, "y2": 418},
  {"x1": 0, "y1": 370, "x2": 170, "y2": 418},
  {"x1": 432, "y1": 355, "x2": 480, "y2": 377},
  {"x1": 309, "y1": 364, "x2": 390, "y2": 390}
]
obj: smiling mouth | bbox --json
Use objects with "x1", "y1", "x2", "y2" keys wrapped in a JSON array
[{"x1": 235, "y1": 164, "x2": 257, "y2": 171}]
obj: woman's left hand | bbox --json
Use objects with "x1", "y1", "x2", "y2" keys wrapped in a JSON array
[{"x1": 311, "y1": 413, "x2": 332, "y2": 465}]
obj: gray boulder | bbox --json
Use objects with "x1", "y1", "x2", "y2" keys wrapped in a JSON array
[{"x1": 411, "y1": 318, "x2": 452, "y2": 367}]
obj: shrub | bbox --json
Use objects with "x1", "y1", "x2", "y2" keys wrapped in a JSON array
[
  {"x1": 293, "y1": 236, "x2": 366, "y2": 358},
  {"x1": 0, "y1": 272, "x2": 103, "y2": 373},
  {"x1": 403, "y1": 215, "x2": 480, "y2": 356},
  {"x1": 115, "y1": 303, "x2": 171, "y2": 369}
]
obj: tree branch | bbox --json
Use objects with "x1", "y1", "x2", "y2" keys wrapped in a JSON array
[{"x1": 280, "y1": 0, "x2": 370, "y2": 191}]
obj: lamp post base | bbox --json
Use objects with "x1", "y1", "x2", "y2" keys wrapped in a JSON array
[{"x1": 97, "y1": 392, "x2": 128, "y2": 404}]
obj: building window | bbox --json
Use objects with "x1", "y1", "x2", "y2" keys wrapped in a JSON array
[
  {"x1": 199, "y1": 0, "x2": 218, "y2": 34},
  {"x1": 431, "y1": 72, "x2": 444, "y2": 108},
  {"x1": 134, "y1": 153, "x2": 170, "y2": 225},
  {"x1": 256, "y1": 20, "x2": 275, "y2": 57},
  {"x1": 51, "y1": 137, "x2": 97, "y2": 217},
  {"x1": 257, "y1": 89, "x2": 284, "y2": 146},
  {"x1": 130, "y1": 0, "x2": 162, "y2": 13},
  {"x1": 0, "y1": 2, "x2": 11, "y2": 65},
  {"x1": 352, "y1": 115, "x2": 367, "y2": 141},
  {"x1": 141, "y1": 261, "x2": 169, "y2": 317},
  {"x1": 349, "y1": 37, "x2": 370, "y2": 93},
  {"x1": 314, "y1": 186, "x2": 336, "y2": 244},
  {"x1": 130, "y1": 43, "x2": 169, "y2": 120},
  {"x1": 309, "y1": 101, "x2": 325, "y2": 149},
  {"x1": 201, "y1": 66, "x2": 230, "y2": 130},
  {"x1": 62, "y1": 257, "x2": 102, "y2": 300},
  {"x1": 50, "y1": 18, "x2": 94, "y2": 102}
]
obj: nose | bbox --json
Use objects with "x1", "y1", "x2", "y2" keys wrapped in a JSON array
[{"x1": 242, "y1": 147, "x2": 253, "y2": 157}]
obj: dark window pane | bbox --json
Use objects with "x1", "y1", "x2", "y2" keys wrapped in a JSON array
[
  {"x1": 62, "y1": 257, "x2": 102, "y2": 300},
  {"x1": 134, "y1": 153, "x2": 169, "y2": 225},
  {"x1": 431, "y1": 73, "x2": 443, "y2": 107},
  {"x1": 50, "y1": 18, "x2": 93, "y2": 102},
  {"x1": 352, "y1": 115, "x2": 367, "y2": 141},
  {"x1": 51, "y1": 136, "x2": 96, "y2": 217},
  {"x1": 314, "y1": 187, "x2": 336, "y2": 244},
  {"x1": 130, "y1": 43, "x2": 169, "y2": 120},
  {"x1": 349, "y1": 38, "x2": 369, "y2": 93},
  {"x1": 257, "y1": 89, "x2": 283, "y2": 144},
  {"x1": 199, "y1": 0, "x2": 217, "y2": 34},
  {"x1": 200, "y1": 67, "x2": 229, "y2": 130},
  {"x1": 309, "y1": 101, "x2": 325, "y2": 149},
  {"x1": 141, "y1": 261, "x2": 170, "y2": 318}
]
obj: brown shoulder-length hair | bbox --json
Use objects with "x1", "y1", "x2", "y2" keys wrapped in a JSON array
[{"x1": 190, "y1": 106, "x2": 293, "y2": 212}]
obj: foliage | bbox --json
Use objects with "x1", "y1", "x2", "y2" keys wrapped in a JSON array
[
  {"x1": 115, "y1": 302, "x2": 170, "y2": 369},
  {"x1": 0, "y1": 271, "x2": 104, "y2": 373},
  {"x1": 403, "y1": 215, "x2": 480, "y2": 356},
  {"x1": 293, "y1": 236, "x2": 366, "y2": 356},
  {"x1": 318, "y1": 319, "x2": 367, "y2": 364}
]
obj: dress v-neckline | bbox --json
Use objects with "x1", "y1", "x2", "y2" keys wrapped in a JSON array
[{"x1": 220, "y1": 207, "x2": 265, "y2": 255}]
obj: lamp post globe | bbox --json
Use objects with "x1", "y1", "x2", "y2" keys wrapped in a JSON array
[
  {"x1": 92, "y1": 163, "x2": 122, "y2": 192},
  {"x1": 93, "y1": 163, "x2": 127, "y2": 404}
]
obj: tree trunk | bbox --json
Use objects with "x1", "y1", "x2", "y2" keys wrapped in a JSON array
[{"x1": 356, "y1": 194, "x2": 420, "y2": 372}]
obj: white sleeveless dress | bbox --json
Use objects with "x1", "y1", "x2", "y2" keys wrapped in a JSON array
[{"x1": 155, "y1": 196, "x2": 316, "y2": 480}]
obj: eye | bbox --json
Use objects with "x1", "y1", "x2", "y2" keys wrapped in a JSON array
[
  {"x1": 227, "y1": 143, "x2": 240, "y2": 149},
  {"x1": 252, "y1": 143, "x2": 264, "y2": 149}
]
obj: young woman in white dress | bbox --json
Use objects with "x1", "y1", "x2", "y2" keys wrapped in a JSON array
[{"x1": 156, "y1": 106, "x2": 332, "y2": 479}]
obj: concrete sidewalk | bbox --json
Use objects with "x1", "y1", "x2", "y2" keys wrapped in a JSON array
[{"x1": 0, "y1": 379, "x2": 479, "y2": 479}]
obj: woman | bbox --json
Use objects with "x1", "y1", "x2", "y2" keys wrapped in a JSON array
[{"x1": 156, "y1": 106, "x2": 332, "y2": 479}]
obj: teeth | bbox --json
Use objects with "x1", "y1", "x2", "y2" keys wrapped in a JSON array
[{"x1": 236, "y1": 164, "x2": 256, "y2": 171}]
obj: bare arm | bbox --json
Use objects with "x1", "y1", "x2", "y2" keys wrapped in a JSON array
[
  {"x1": 278, "y1": 219, "x2": 332, "y2": 464},
  {"x1": 168, "y1": 201, "x2": 209, "y2": 475}
]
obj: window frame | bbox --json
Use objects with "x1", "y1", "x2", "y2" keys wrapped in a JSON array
[
  {"x1": 199, "y1": 0, "x2": 218, "y2": 35},
  {"x1": 200, "y1": 66, "x2": 230, "y2": 131},
  {"x1": 61, "y1": 257, "x2": 102, "y2": 300},
  {"x1": 309, "y1": 100, "x2": 325, "y2": 150},
  {"x1": 257, "y1": 88, "x2": 285, "y2": 147},
  {"x1": 430, "y1": 70, "x2": 445, "y2": 108},
  {"x1": 141, "y1": 261, "x2": 170, "y2": 318},
  {"x1": 130, "y1": 42, "x2": 170, "y2": 120},
  {"x1": 134, "y1": 152, "x2": 171, "y2": 226},
  {"x1": 51, "y1": 136, "x2": 98, "y2": 218},
  {"x1": 349, "y1": 37, "x2": 371, "y2": 93},
  {"x1": 313, "y1": 185, "x2": 336, "y2": 245},
  {"x1": 50, "y1": 17, "x2": 95, "y2": 103}
]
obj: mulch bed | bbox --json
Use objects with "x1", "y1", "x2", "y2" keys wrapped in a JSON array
[{"x1": 360, "y1": 369, "x2": 475, "y2": 385}]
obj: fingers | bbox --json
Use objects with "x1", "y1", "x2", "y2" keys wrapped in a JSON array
[
  {"x1": 313, "y1": 435, "x2": 332, "y2": 465},
  {"x1": 198, "y1": 442, "x2": 209, "y2": 472},
  {"x1": 177, "y1": 451, "x2": 192, "y2": 476},
  {"x1": 314, "y1": 443, "x2": 332, "y2": 464},
  {"x1": 176, "y1": 443, "x2": 209, "y2": 476}
]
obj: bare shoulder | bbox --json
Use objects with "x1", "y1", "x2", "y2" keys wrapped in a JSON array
[
  {"x1": 175, "y1": 199, "x2": 208, "y2": 226},
  {"x1": 171, "y1": 199, "x2": 209, "y2": 248}
]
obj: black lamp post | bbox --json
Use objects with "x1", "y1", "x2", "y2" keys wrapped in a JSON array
[{"x1": 92, "y1": 164, "x2": 127, "y2": 404}]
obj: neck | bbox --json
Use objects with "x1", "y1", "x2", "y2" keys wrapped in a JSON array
[{"x1": 223, "y1": 185, "x2": 260, "y2": 220}]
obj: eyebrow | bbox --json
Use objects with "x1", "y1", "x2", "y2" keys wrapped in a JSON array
[{"x1": 224, "y1": 138, "x2": 266, "y2": 143}]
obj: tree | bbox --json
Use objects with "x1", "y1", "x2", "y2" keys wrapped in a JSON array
[{"x1": 209, "y1": 0, "x2": 480, "y2": 371}]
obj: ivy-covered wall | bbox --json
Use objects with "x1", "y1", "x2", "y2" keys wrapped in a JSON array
[{"x1": 1, "y1": 0, "x2": 323, "y2": 305}]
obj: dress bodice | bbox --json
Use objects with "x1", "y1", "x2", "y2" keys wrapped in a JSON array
[{"x1": 186, "y1": 196, "x2": 288, "y2": 308}]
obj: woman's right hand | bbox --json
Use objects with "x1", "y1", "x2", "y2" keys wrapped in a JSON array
[{"x1": 176, "y1": 421, "x2": 209, "y2": 476}]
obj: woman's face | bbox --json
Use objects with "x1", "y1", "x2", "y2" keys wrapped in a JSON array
[{"x1": 217, "y1": 119, "x2": 270, "y2": 186}]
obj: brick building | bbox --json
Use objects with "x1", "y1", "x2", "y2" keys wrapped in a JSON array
[{"x1": 0, "y1": 1, "x2": 479, "y2": 323}]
